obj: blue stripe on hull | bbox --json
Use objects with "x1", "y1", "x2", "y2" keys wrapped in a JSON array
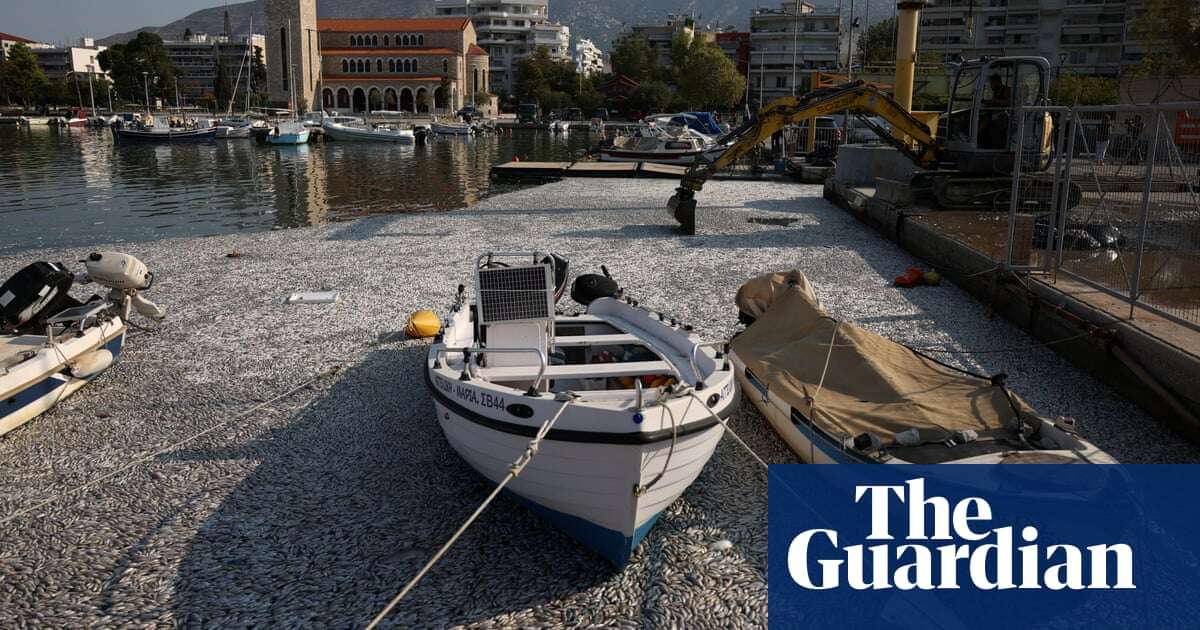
[
  {"x1": 505, "y1": 490, "x2": 663, "y2": 567},
  {"x1": 1, "y1": 332, "x2": 125, "y2": 425}
]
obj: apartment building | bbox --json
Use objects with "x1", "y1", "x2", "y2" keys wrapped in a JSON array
[
  {"x1": 163, "y1": 32, "x2": 265, "y2": 106},
  {"x1": 32, "y1": 38, "x2": 106, "y2": 81},
  {"x1": 435, "y1": 0, "x2": 570, "y2": 94},
  {"x1": 748, "y1": 2, "x2": 842, "y2": 104},
  {"x1": 918, "y1": 0, "x2": 1148, "y2": 78},
  {"x1": 575, "y1": 38, "x2": 603, "y2": 76}
]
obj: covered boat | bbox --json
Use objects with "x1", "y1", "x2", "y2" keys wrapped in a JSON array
[
  {"x1": 0, "y1": 252, "x2": 164, "y2": 436},
  {"x1": 426, "y1": 253, "x2": 737, "y2": 565},
  {"x1": 599, "y1": 129, "x2": 723, "y2": 165},
  {"x1": 729, "y1": 271, "x2": 1115, "y2": 464}
]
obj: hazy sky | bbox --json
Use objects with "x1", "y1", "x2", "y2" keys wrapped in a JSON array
[{"x1": 2, "y1": 0, "x2": 218, "y2": 44}]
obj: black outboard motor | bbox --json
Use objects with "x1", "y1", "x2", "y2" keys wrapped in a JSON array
[
  {"x1": 571, "y1": 265, "x2": 621, "y2": 306},
  {"x1": 0, "y1": 261, "x2": 82, "y2": 333}
]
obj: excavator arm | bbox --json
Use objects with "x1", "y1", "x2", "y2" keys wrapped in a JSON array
[{"x1": 668, "y1": 81, "x2": 942, "y2": 234}]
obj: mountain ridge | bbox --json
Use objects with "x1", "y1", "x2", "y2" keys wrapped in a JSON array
[{"x1": 99, "y1": 0, "x2": 898, "y2": 53}]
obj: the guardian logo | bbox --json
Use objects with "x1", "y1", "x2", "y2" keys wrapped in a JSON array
[{"x1": 788, "y1": 479, "x2": 1135, "y2": 591}]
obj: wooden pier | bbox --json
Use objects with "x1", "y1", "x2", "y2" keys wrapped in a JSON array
[{"x1": 490, "y1": 161, "x2": 688, "y2": 180}]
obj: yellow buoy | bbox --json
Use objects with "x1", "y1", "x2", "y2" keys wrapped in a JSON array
[
  {"x1": 923, "y1": 270, "x2": 942, "y2": 286},
  {"x1": 405, "y1": 310, "x2": 442, "y2": 338}
]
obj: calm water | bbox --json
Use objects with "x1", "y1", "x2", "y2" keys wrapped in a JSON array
[{"x1": 0, "y1": 125, "x2": 593, "y2": 255}]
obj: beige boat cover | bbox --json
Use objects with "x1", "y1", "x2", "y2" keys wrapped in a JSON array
[{"x1": 732, "y1": 271, "x2": 1038, "y2": 443}]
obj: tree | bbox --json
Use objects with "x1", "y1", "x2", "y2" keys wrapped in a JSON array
[
  {"x1": 0, "y1": 43, "x2": 49, "y2": 107},
  {"x1": 610, "y1": 35, "x2": 660, "y2": 83},
  {"x1": 183, "y1": 28, "x2": 193, "y2": 41},
  {"x1": 674, "y1": 41, "x2": 746, "y2": 109},
  {"x1": 214, "y1": 59, "x2": 234, "y2": 110},
  {"x1": 1050, "y1": 75, "x2": 1119, "y2": 106},
  {"x1": 857, "y1": 17, "x2": 898, "y2": 66},
  {"x1": 98, "y1": 32, "x2": 178, "y2": 107},
  {"x1": 628, "y1": 80, "x2": 671, "y2": 114},
  {"x1": 1134, "y1": 0, "x2": 1200, "y2": 79},
  {"x1": 514, "y1": 45, "x2": 579, "y2": 107}
]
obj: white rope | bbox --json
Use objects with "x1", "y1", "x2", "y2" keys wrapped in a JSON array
[
  {"x1": 684, "y1": 389, "x2": 769, "y2": 471},
  {"x1": 365, "y1": 393, "x2": 579, "y2": 629}
]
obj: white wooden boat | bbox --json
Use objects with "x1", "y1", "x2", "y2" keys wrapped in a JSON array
[
  {"x1": 215, "y1": 125, "x2": 252, "y2": 139},
  {"x1": 0, "y1": 252, "x2": 164, "y2": 436},
  {"x1": 599, "y1": 130, "x2": 723, "y2": 165},
  {"x1": 266, "y1": 121, "x2": 310, "y2": 145},
  {"x1": 729, "y1": 270, "x2": 1116, "y2": 464},
  {"x1": 427, "y1": 253, "x2": 737, "y2": 566},
  {"x1": 430, "y1": 120, "x2": 473, "y2": 136},
  {"x1": 322, "y1": 120, "x2": 414, "y2": 143}
]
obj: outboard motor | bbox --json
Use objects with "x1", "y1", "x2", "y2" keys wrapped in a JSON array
[
  {"x1": 0, "y1": 261, "x2": 81, "y2": 332},
  {"x1": 571, "y1": 265, "x2": 621, "y2": 306},
  {"x1": 541, "y1": 254, "x2": 570, "y2": 303},
  {"x1": 80, "y1": 251, "x2": 165, "y2": 321}
]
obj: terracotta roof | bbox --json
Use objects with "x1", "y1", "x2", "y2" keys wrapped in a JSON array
[
  {"x1": 317, "y1": 18, "x2": 472, "y2": 32},
  {"x1": 0, "y1": 32, "x2": 36, "y2": 44},
  {"x1": 320, "y1": 48, "x2": 455, "y2": 56},
  {"x1": 322, "y1": 75, "x2": 445, "y2": 83},
  {"x1": 468, "y1": 44, "x2": 487, "y2": 56}
]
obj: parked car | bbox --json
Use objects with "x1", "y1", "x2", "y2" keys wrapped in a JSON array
[
  {"x1": 456, "y1": 106, "x2": 481, "y2": 120},
  {"x1": 827, "y1": 114, "x2": 892, "y2": 144},
  {"x1": 565, "y1": 107, "x2": 583, "y2": 121},
  {"x1": 794, "y1": 116, "x2": 843, "y2": 151}
]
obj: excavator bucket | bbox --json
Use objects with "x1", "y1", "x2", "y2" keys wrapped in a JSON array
[{"x1": 667, "y1": 188, "x2": 697, "y2": 235}]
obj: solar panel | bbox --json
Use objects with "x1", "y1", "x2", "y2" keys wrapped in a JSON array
[{"x1": 476, "y1": 264, "x2": 554, "y2": 325}]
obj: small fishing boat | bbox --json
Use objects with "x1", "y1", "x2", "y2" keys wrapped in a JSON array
[
  {"x1": 430, "y1": 120, "x2": 473, "y2": 136},
  {"x1": 266, "y1": 121, "x2": 310, "y2": 145},
  {"x1": 0, "y1": 116, "x2": 30, "y2": 126},
  {"x1": 728, "y1": 270, "x2": 1116, "y2": 464},
  {"x1": 111, "y1": 116, "x2": 217, "y2": 142},
  {"x1": 322, "y1": 119, "x2": 414, "y2": 143},
  {"x1": 427, "y1": 253, "x2": 737, "y2": 566},
  {"x1": 0, "y1": 252, "x2": 165, "y2": 437}
]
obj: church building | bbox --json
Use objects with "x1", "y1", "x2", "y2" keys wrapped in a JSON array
[{"x1": 266, "y1": 0, "x2": 492, "y2": 115}]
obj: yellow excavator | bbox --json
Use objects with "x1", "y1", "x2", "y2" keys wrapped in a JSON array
[{"x1": 669, "y1": 56, "x2": 1078, "y2": 233}]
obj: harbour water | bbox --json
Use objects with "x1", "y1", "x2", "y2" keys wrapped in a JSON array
[{"x1": 0, "y1": 125, "x2": 592, "y2": 254}]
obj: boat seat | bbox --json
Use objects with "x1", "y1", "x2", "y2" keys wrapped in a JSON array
[
  {"x1": 552, "y1": 334, "x2": 641, "y2": 347},
  {"x1": 476, "y1": 360, "x2": 675, "y2": 382}
]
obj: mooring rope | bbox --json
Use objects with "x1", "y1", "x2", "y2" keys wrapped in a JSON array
[
  {"x1": 682, "y1": 389, "x2": 769, "y2": 471},
  {"x1": 365, "y1": 392, "x2": 580, "y2": 629}
]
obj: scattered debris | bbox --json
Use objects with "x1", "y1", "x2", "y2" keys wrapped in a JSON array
[
  {"x1": 894, "y1": 266, "x2": 941, "y2": 288},
  {"x1": 747, "y1": 217, "x2": 799, "y2": 227},
  {"x1": 708, "y1": 539, "x2": 734, "y2": 552},
  {"x1": 283, "y1": 291, "x2": 341, "y2": 305},
  {"x1": 225, "y1": 250, "x2": 242, "y2": 258}
]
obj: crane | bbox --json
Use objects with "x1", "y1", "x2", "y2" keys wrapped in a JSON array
[{"x1": 668, "y1": 56, "x2": 1077, "y2": 234}]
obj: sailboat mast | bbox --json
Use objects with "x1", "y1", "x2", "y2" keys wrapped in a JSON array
[{"x1": 247, "y1": 15, "x2": 254, "y2": 115}]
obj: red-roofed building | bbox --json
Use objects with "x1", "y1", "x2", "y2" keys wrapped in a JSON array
[
  {"x1": 266, "y1": 0, "x2": 492, "y2": 115},
  {"x1": 0, "y1": 31, "x2": 48, "y2": 62}
]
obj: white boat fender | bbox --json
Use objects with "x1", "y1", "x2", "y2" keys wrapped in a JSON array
[{"x1": 70, "y1": 348, "x2": 114, "y2": 379}]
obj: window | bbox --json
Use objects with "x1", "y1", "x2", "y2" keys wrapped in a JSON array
[
  {"x1": 384, "y1": 35, "x2": 389, "y2": 46},
  {"x1": 342, "y1": 59, "x2": 349, "y2": 72},
  {"x1": 372, "y1": 35, "x2": 378, "y2": 46},
  {"x1": 377, "y1": 59, "x2": 383, "y2": 72},
  {"x1": 357, "y1": 59, "x2": 365, "y2": 72},
  {"x1": 443, "y1": 57, "x2": 448, "y2": 74},
  {"x1": 412, "y1": 59, "x2": 418, "y2": 72},
  {"x1": 418, "y1": 35, "x2": 424, "y2": 45},
  {"x1": 388, "y1": 59, "x2": 395, "y2": 72},
  {"x1": 403, "y1": 34, "x2": 410, "y2": 46},
  {"x1": 403, "y1": 59, "x2": 410, "y2": 72},
  {"x1": 775, "y1": 75, "x2": 786, "y2": 88},
  {"x1": 1069, "y1": 51, "x2": 1087, "y2": 64}
]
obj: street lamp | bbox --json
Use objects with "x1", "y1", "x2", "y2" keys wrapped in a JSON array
[{"x1": 142, "y1": 71, "x2": 150, "y2": 112}]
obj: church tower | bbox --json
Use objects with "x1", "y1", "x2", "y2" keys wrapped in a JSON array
[{"x1": 265, "y1": 0, "x2": 319, "y2": 112}]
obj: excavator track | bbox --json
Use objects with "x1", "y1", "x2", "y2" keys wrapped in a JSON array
[{"x1": 913, "y1": 172, "x2": 1083, "y2": 212}]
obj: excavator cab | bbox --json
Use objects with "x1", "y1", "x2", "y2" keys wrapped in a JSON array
[{"x1": 939, "y1": 56, "x2": 1053, "y2": 174}]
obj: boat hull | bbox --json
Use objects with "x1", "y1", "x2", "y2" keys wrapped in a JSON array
[
  {"x1": 322, "y1": 123, "x2": 414, "y2": 143},
  {"x1": 428, "y1": 371, "x2": 731, "y2": 565},
  {"x1": 430, "y1": 122, "x2": 473, "y2": 136},
  {"x1": 112, "y1": 126, "x2": 217, "y2": 142},
  {"x1": 266, "y1": 131, "x2": 310, "y2": 144},
  {"x1": 598, "y1": 148, "x2": 721, "y2": 165},
  {"x1": 0, "y1": 322, "x2": 126, "y2": 437}
]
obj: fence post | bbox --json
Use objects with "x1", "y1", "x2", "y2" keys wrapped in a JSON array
[
  {"x1": 1004, "y1": 103, "x2": 1028, "y2": 267},
  {"x1": 1044, "y1": 109, "x2": 1068, "y2": 274},
  {"x1": 1055, "y1": 111, "x2": 1080, "y2": 273},
  {"x1": 1128, "y1": 110, "x2": 1163, "y2": 319}
]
